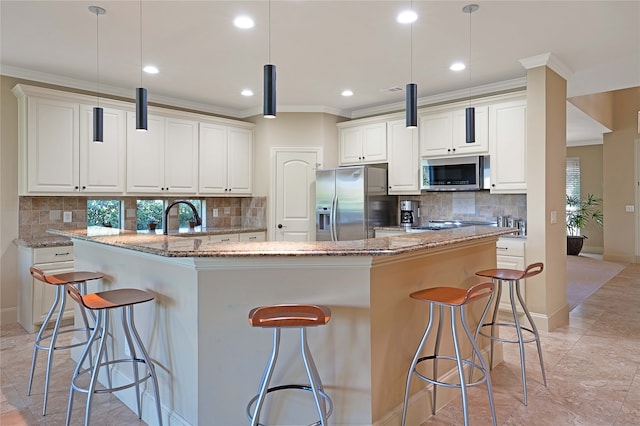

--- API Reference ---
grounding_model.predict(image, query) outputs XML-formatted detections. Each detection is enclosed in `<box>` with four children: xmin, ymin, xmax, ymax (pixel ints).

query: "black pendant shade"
<box><xmin>93</xmin><ymin>107</ymin><xmax>104</xmax><ymax>142</ymax></box>
<box><xmin>465</xmin><ymin>106</ymin><xmax>475</xmax><ymax>143</ymax></box>
<box><xmin>263</xmin><ymin>64</ymin><xmax>276</xmax><ymax>118</ymax></box>
<box><xmin>406</xmin><ymin>83</ymin><xmax>417</xmax><ymax>128</ymax></box>
<box><xmin>136</xmin><ymin>87</ymin><xmax>148</xmax><ymax>130</ymax></box>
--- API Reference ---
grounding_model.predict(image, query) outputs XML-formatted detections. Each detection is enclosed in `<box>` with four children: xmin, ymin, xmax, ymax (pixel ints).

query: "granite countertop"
<box><xmin>15</xmin><ymin>226</ymin><xmax>266</xmax><ymax>249</ymax></box>
<box><xmin>48</xmin><ymin>226</ymin><xmax>515</xmax><ymax>258</ymax></box>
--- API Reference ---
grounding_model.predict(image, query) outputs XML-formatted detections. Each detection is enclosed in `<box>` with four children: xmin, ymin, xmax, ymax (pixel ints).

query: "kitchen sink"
<box><xmin>408</xmin><ymin>220</ymin><xmax>497</xmax><ymax>232</ymax></box>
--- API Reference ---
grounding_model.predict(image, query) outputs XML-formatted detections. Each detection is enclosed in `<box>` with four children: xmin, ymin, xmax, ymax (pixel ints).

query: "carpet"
<box><xmin>566</xmin><ymin>254</ymin><xmax>627</xmax><ymax>311</ymax></box>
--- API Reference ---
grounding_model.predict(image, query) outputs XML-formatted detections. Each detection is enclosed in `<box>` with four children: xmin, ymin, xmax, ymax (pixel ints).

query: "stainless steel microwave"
<box><xmin>420</xmin><ymin>155</ymin><xmax>490</xmax><ymax>191</ymax></box>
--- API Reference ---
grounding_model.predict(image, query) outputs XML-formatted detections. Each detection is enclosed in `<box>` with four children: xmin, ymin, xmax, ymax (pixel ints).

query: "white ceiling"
<box><xmin>1</xmin><ymin>1</ymin><xmax>638</xmax><ymax>143</ymax></box>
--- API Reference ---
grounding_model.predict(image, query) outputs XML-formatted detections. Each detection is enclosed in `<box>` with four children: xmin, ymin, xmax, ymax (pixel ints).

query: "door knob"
<box><xmin>277</xmin><ymin>224</ymin><xmax>285</xmax><ymax>229</ymax></box>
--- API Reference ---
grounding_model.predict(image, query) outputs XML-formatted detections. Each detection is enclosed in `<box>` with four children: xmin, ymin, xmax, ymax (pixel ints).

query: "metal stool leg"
<box><xmin>450</xmin><ymin>306</ymin><xmax>470</xmax><ymax>425</ymax></box>
<box><xmin>250</xmin><ymin>328</ymin><xmax>280</xmax><ymax>426</ymax></box>
<box><xmin>127</xmin><ymin>305</ymin><xmax>163</xmax><ymax>426</ymax></box>
<box><xmin>432</xmin><ymin>305</ymin><xmax>444</xmax><ymax>415</ymax></box>
<box><xmin>515</xmin><ymin>280</ymin><xmax>547</xmax><ymax>388</ymax></box>
<box><xmin>402</xmin><ymin>303</ymin><xmax>436</xmax><ymax>426</ymax></box>
<box><xmin>84</xmin><ymin>310</ymin><xmax>109</xmax><ymax>426</ymax></box>
<box><xmin>300</xmin><ymin>328</ymin><xmax>327</xmax><ymax>426</ymax></box>
<box><xmin>508</xmin><ymin>280</ymin><xmax>529</xmax><ymax>405</ymax></box>
<box><xmin>42</xmin><ymin>286</ymin><xmax>67</xmax><ymax>415</ymax></box>
<box><xmin>121</xmin><ymin>307</ymin><xmax>141</xmax><ymax>418</ymax></box>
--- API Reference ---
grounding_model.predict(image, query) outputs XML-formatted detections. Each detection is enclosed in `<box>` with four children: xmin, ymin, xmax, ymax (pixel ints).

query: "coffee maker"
<box><xmin>400</xmin><ymin>200</ymin><xmax>419</xmax><ymax>228</ymax></box>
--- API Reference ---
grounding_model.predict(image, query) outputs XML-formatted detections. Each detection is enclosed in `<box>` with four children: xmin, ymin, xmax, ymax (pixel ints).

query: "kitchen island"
<box><xmin>51</xmin><ymin>226</ymin><xmax>513</xmax><ymax>426</ymax></box>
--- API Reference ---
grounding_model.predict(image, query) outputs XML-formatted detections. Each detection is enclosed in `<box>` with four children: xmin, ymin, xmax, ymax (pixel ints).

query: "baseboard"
<box><xmin>530</xmin><ymin>303</ymin><xmax>570</xmax><ymax>332</ymax></box>
<box><xmin>603</xmin><ymin>254</ymin><xmax>636</xmax><ymax>263</ymax></box>
<box><xmin>0</xmin><ymin>307</ymin><xmax>17</xmax><ymax>326</ymax></box>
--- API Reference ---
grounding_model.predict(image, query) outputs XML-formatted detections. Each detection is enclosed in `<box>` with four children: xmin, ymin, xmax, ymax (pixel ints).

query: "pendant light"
<box><xmin>136</xmin><ymin>0</ymin><xmax>148</xmax><ymax>131</ymax></box>
<box><xmin>263</xmin><ymin>0</ymin><xmax>276</xmax><ymax>118</ymax></box>
<box><xmin>405</xmin><ymin>3</ymin><xmax>417</xmax><ymax>128</ymax></box>
<box><xmin>89</xmin><ymin>6</ymin><xmax>106</xmax><ymax>142</ymax></box>
<box><xmin>463</xmin><ymin>4</ymin><xmax>478</xmax><ymax>143</ymax></box>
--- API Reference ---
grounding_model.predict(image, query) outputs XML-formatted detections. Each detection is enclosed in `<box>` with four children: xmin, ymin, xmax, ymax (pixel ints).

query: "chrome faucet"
<box><xmin>163</xmin><ymin>200</ymin><xmax>202</xmax><ymax>235</ymax></box>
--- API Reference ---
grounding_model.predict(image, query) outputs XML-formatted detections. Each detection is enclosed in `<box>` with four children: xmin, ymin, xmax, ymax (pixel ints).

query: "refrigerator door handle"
<box><xmin>330</xmin><ymin>194</ymin><xmax>338</xmax><ymax>241</ymax></box>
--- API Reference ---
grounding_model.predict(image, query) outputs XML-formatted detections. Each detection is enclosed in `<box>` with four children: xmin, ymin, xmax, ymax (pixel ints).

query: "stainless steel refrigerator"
<box><xmin>316</xmin><ymin>165</ymin><xmax>397</xmax><ymax>241</ymax></box>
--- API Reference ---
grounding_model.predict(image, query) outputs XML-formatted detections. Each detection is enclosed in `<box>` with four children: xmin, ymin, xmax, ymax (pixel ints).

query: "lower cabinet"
<box><xmin>206</xmin><ymin>231</ymin><xmax>266</xmax><ymax>243</ymax></box>
<box><xmin>495</xmin><ymin>237</ymin><xmax>526</xmax><ymax>312</ymax></box>
<box><xmin>17</xmin><ymin>246</ymin><xmax>75</xmax><ymax>333</ymax></box>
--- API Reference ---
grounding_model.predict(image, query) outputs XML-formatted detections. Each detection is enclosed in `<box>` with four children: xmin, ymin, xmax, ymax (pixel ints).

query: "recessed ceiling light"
<box><xmin>341</xmin><ymin>90</ymin><xmax>354</xmax><ymax>97</ymax></box>
<box><xmin>143</xmin><ymin>65</ymin><xmax>159</xmax><ymax>74</ymax></box>
<box><xmin>234</xmin><ymin>15</ymin><xmax>254</xmax><ymax>29</ymax></box>
<box><xmin>450</xmin><ymin>62</ymin><xmax>466</xmax><ymax>71</ymax></box>
<box><xmin>241</xmin><ymin>89</ymin><xmax>254</xmax><ymax>97</ymax></box>
<box><xmin>397</xmin><ymin>10</ymin><xmax>417</xmax><ymax>24</ymax></box>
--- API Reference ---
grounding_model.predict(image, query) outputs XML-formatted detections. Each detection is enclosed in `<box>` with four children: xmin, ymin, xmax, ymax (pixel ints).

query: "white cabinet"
<box><xmin>387</xmin><ymin>119</ymin><xmax>420</xmax><ymax>194</ymax></box>
<box><xmin>496</xmin><ymin>237</ymin><xmax>526</xmax><ymax>312</ymax></box>
<box><xmin>338</xmin><ymin>122</ymin><xmax>387</xmax><ymax>165</ymax></box>
<box><xmin>17</xmin><ymin>246</ymin><xmax>75</xmax><ymax>333</ymax></box>
<box><xmin>489</xmin><ymin>99</ymin><xmax>527</xmax><ymax>193</ymax></box>
<box><xmin>239</xmin><ymin>231</ymin><xmax>266</xmax><ymax>242</ymax></box>
<box><xmin>80</xmin><ymin>105</ymin><xmax>126</xmax><ymax>193</ymax></box>
<box><xmin>198</xmin><ymin>123</ymin><xmax>253</xmax><ymax>195</ymax></box>
<box><xmin>126</xmin><ymin>113</ymin><xmax>198</xmax><ymax>193</ymax></box>
<box><xmin>205</xmin><ymin>231</ymin><xmax>265</xmax><ymax>243</ymax></box>
<box><xmin>419</xmin><ymin>105</ymin><xmax>488</xmax><ymax>157</ymax></box>
<box><xmin>14</xmin><ymin>88</ymin><xmax>126</xmax><ymax>195</ymax></box>
<box><xmin>374</xmin><ymin>229</ymin><xmax>407</xmax><ymax>238</ymax></box>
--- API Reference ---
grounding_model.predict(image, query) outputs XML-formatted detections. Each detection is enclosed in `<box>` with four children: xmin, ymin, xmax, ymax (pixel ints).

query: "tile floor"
<box><xmin>1</xmin><ymin>262</ymin><xmax>639</xmax><ymax>425</ymax></box>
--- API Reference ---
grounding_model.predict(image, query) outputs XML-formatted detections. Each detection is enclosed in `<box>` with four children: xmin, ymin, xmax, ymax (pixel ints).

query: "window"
<box><xmin>87</xmin><ymin>200</ymin><xmax>122</xmax><ymax>228</ymax></box>
<box><xmin>136</xmin><ymin>200</ymin><xmax>164</xmax><ymax>230</ymax></box>
<box><xmin>566</xmin><ymin>157</ymin><xmax>581</xmax><ymax>200</ymax></box>
<box><xmin>173</xmin><ymin>199</ymin><xmax>203</xmax><ymax>228</ymax></box>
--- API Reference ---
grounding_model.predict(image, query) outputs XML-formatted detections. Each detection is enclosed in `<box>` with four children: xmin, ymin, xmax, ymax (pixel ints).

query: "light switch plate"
<box><xmin>626</xmin><ymin>205</ymin><xmax>635</xmax><ymax>213</ymax></box>
<box><xmin>213</xmin><ymin>208</ymin><xmax>219</xmax><ymax>217</ymax></box>
<box><xmin>550</xmin><ymin>210</ymin><xmax>557</xmax><ymax>224</ymax></box>
<box><xmin>63</xmin><ymin>211</ymin><xmax>72</xmax><ymax>222</ymax></box>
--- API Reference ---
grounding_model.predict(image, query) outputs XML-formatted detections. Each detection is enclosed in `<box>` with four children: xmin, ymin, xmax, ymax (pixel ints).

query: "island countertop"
<box><xmin>49</xmin><ymin>225</ymin><xmax>514</xmax><ymax>257</ymax></box>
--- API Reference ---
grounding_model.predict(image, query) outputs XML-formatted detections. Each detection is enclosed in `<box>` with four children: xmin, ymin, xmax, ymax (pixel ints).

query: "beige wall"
<box><xmin>602</xmin><ymin>87</ymin><xmax>640</xmax><ymax>263</ymax></box>
<box><xmin>569</xmin><ymin>92</ymin><xmax>615</xmax><ymax>130</ymax></box>
<box><xmin>566</xmin><ymin>144</ymin><xmax>604</xmax><ymax>252</ymax></box>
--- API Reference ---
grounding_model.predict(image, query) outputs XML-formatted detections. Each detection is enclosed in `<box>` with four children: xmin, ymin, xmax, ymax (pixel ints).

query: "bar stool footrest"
<box><xmin>246</xmin><ymin>384</ymin><xmax>333</xmax><ymax>426</ymax></box>
<box><xmin>478</xmin><ymin>322</ymin><xmax>539</xmax><ymax>344</ymax></box>
<box><xmin>414</xmin><ymin>355</ymin><xmax>489</xmax><ymax>389</ymax></box>
<box><xmin>71</xmin><ymin>358</ymin><xmax>152</xmax><ymax>395</ymax></box>
<box><xmin>34</xmin><ymin>326</ymin><xmax>95</xmax><ymax>351</ymax></box>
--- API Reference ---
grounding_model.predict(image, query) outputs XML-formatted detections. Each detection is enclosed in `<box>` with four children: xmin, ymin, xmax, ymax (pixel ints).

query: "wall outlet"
<box><xmin>63</xmin><ymin>211</ymin><xmax>72</xmax><ymax>223</ymax></box>
<box><xmin>213</xmin><ymin>208</ymin><xmax>219</xmax><ymax>217</ymax></box>
<box><xmin>224</xmin><ymin>207</ymin><xmax>231</xmax><ymax>215</ymax></box>
<box><xmin>626</xmin><ymin>205</ymin><xmax>635</xmax><ymax>213</ymax></box>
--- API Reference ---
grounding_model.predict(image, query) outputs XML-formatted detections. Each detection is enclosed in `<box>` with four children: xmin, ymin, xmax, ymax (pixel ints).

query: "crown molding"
<box><xmin>351</xmin><ymin>77</ymin><xmax>527</xmax><ymax>119</ymax></box>
<box><xmin>519</xmin><ymin>52</ymin><xmax>573</xmax><ymax>81</ymax></box>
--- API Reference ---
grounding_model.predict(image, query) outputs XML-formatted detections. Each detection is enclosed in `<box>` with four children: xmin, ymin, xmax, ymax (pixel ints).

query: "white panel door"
<box><xmin>275</xmin><ymin>150</ymin><xmax>318</xmax><ymax>241</ymax></box>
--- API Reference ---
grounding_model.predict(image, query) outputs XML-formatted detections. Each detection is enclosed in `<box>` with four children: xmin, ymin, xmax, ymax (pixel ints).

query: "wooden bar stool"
<box><xmin>246</xmin><ymin>304</ymin><xmax>333</xmax><ymax>426</ymax></box>
<box><xmin>65</xmin><ymin>285</ymin><xmax>162</xmax><ymax>426</ymax></box>
<box><xmin>402</xmin><ymin>282</ymin><xmax>497</xmax><ymax>426</ymax></box>
<box><xmin>475</xmin><ymin>262</ymin><xmax>547</xmax><ymax>405</ymax></box>
<box><xmin>27</xmin><ymin>266</ymin><xmax>104</xmax><ymax>416</ymax></box>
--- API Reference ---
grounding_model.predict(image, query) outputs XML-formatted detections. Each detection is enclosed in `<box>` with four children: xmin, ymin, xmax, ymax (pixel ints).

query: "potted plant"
<box><xmin>566</xmin><ymin>194</ymin><xmax>603</xmax><ymax>255</ymax></box>
<box><xmin>147</xmin><ymin>217</ymin><xmax>158</xmax><ymax>231</ymax></box>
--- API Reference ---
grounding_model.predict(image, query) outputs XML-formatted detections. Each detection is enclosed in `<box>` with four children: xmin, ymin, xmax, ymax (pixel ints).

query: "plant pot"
<box><xmin>148</xmin><ymin>222</ymin><xmax>157</xmax><ymax>231</ymax></box>
<box><xmin>567</xmin><ymin>235</ymin><xmax>585</xmax><ymax>256</ymax></box>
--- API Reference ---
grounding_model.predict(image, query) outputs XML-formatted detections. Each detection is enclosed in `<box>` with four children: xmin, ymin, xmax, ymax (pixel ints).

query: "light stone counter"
<box><xmin>52</xmin><ymin>226</ymin><xmax>512</xmax><ymax>426</ymax></box>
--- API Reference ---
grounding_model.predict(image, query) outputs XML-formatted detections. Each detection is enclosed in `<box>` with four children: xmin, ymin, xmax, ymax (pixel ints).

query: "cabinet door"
<box><xmin>419</xmin><ymin>111</ymin><xmax>452</xmax><ymax>157</ymax></box>
<box><xmin>80</xmin><ymin>105</ymin><xmax>126</xmax><ymax>193</ymax></box>
<box><xmin>489</xmin><ymin>100</ymin><xmax>527</xmax><ymax>193</ymax></box>
<box><xmin>238</xmin><ymin>231</ymin><xmax>266</xmax><ymax>242</ymax></box>
<box><xmin>452</xmin><ymin>105</ymin><xmax>489</xmax><ymax>155</ymax></box>
<box><xmin>208</xmin><ymin>233</ymin><xmax>239</xmax><ymax>244</ymax></box>
<box><xmin>164</xmin><ymin>117</ymin><xmax>198</xmax><ymax>193</ymax></box>
<box><xmin>27</xmin><ymin>97</ymin><xmax>79</xmax><ymax>192</ymax></box>
<box><xmin>387</xmin><ymin>119</ymin><xmax>420</xmax><ymax>194</ymax></box>
<box><xmin>126</xmin><ymin>112</ymin><xmax>165</xmax><ymax>193</ymax></box>
<box><xmin>227</xmin><ymin>127</ymin><xmax>253</xmax><ymax>194</ymax></box>
<box><xmin>361</xmin><ymin>122</ymin><xmax>387</xmax><ymax>163</ymax></box>
<box><xmin>339</xmin><ymin>127</ymin><xmax>364</xmax><ymax>165</ymax></box>
<box><xmin>199</xmin><ymin>123</ymin><xmax>228</xmax><ymax>194</ymax></box>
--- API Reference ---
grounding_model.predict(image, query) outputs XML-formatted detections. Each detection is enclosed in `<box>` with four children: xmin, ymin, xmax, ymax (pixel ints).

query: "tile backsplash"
<box><xmin>18</xmin><ymin>196</ymin><xmax>266</xmax><ymax>240</ymax></box>
<box><xmin>406</xmin><ymin>192</ymin><xmax>527</xmax><ymax>227</ymax></box>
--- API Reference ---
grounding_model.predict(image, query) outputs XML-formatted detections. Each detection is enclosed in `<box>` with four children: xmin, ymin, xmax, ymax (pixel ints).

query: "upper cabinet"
<box><xmin>419</xmin><ymin>105</ymin><xmax>488</xmax><ymax>157</ymax></box>
<box><xmin>387</xmin><ymin>119</ymin><xmax>420</xmax><ymax>195</ymax></box>
<box><xmin>489</xmin><ymin>98</ymin><xmax>527</xmax><ymax>193</ymax></box>
<box><xmin>338</xmin><ymin>122</ymin><xmax>387</xmax><ymax>165</ymax></box>
<box><xmin>13</xmin><ymin>84</ymin><xmax>254</xmax><ymax>196</ymax></box>
<box><xmin>199</xmin><ymin>123</ymin><xmax>253</xmax><ymax>195</ymax></box>
<box><xmin>126</xmin><ymin>113</ymin><xmax>198</xmax><ymax>194</ymax></box>
<box><xmin>13</xmin><ymin>85</ymin><xmax>127</xmax><ymax>195</ymax></box>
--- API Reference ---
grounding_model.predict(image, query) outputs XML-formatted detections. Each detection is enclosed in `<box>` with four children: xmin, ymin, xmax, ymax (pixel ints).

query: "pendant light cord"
<box><xmin>410</xmin><ymin>0</ymin><xmax>413</xmax><ymax>83</ymax></box>
<box><xmin>268</xmin><ymin>0</ymin><xmax>271</xmax><ymax>63</ymax></box>
<box><xmin>96</xmin><ymin>9</ymin><xmax>100</xmax><ymax>107</ymax></box>
<box><xmin>140</xmin><ymin>0</ymin><xmax>143</xmax><ymax>87</ymax></box>
<box><xmin>468</xmin><ymin>5</ymin><xmax>472</xmax><ymax>106</ymax></box>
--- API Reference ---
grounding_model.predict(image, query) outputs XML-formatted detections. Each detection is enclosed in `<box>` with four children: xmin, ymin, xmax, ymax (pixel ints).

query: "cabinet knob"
<box><xmin>82</xmin><ymin>186</ymin><xmax>86</xmax><ymax>190</ymax></box>
<box><xmin>277</xmin><ymin>224</ymin><xmax>284</xmax><ymax>229</ymax></box>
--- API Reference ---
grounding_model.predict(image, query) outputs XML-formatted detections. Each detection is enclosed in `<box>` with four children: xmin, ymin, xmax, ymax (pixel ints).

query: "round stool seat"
<box><xmin>410</xmin><ymin>282</ymin><xmax>493</xmax><ymax>306</ymax></box>
<box><xmin>248</xmin><ymin>304</ymin><xmax>331</xmax><ymax>328</ymax></box>
<box><xmin>27</xmin><ymin>266</ymin><xmax>104</xmax><ymax>416</ymax></box>
<box><xmin>247</xmin><ymin>304</ymin><xmax>333</xmax><ymax>426</ymax></box>
<box><xmin>75</xmin><ymin>288</ymin><xmax>154</xmax><ymax>310</ymax></box>
<box><xmin>474</xmin><ymin>262</ymin><xmax>546</xmax><ymax>406</ymax></box>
